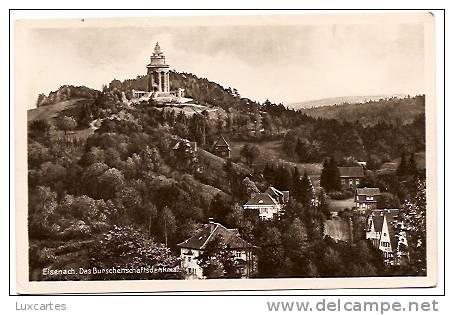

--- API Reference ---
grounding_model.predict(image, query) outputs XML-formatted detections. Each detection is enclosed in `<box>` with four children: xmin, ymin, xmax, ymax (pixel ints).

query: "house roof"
<box><xmin>265</xmin><ymin>186</ymin><xmax>290</xmax><ymax>203</ymax></box>
<box><xmin>177</xmin><ymin>222</ymin><xmax>252</xmax><ymax>250</ymax></box>
<box><xmin>172</xmin><ymin>139</ymin><xmax>197</xmax><ymax>152</ymax></box>
<box><xmin>369</xmin><ymin>209</ymin><xmax>400</xmax><ymax>250</ymax></box>
<box><xmin>338</xmin><ymin>167</ymin><xmax>365</xmax><ymax>178</ymax></box>
<box><xmin>243</xmin><ymin>193</ymin><xmax>279</xmax><ymax>207</ymax></box>
<box><xmin>213</xmin><ymin>135</ymin><xmax>230</xmax><ymax>149</ymax></box>
<box><xmin>356</xmin><ymin>187</ymin><xmax>381</xmax><ymax>195</ymax></box>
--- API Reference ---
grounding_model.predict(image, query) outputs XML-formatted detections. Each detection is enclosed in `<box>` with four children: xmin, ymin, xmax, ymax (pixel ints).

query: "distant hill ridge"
<box><xmin>287</xmin><ymin>94</ymin><xmax>408</xmax><ymax>110</ymax></box>
<box><xmin>296</xmin><ymin>94</ymin><xmax>425</xmax><ymax>126</ymax></box>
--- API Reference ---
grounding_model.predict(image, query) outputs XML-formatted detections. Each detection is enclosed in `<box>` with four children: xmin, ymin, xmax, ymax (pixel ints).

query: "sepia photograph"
<box><xmin>15</xmin><ymin>12</ymin><xmax>437</xmax><ymax>292</ymax></box>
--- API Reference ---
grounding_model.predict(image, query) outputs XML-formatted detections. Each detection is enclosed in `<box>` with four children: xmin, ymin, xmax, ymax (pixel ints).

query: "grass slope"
<box><xmin>27</xmin><ymin>98</ymin><xmax>90</xmax><ymax>122</ymax></box>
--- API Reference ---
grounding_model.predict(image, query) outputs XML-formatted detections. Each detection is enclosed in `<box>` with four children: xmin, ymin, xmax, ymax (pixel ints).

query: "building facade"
<box><xmin>355</xmin><ymin>187</ymin><xmax>381</xmax><ymax>211</ymax></box>
<box><xmin>212</xmin><ymin>135</ymin><xmax>231</xmax><ymax>158</ymax></box>
<box><xmin>243</xmin><ymin>186</ymin><xmax>289</xmax><ymax>220</ymax></box>
<box><xmin>338</xmin><ymin>166</ymin><xmax>365</xmax><ymax>190</ymax></box>
<box><xmin>177</xmin><ymin>219</ymin><xmax>255</xmax><ymax>279</ymax></box>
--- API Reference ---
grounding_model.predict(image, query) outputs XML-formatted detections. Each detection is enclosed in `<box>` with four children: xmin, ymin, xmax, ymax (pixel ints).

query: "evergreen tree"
<box><xmin>396</xmin><ymin>152</ymin><xmax>408</xmax><ymax>176</ymax></box>
<box><xmin>257</xmin><ymin>227</ymin><xmax>285</xmax><ymax>277</ymax></box>
<box><xmin>292</xmin><ymin>166</ymin><xmax>302</xmax><ymax>201</ymax></box>
<box><xmin>408</xmin><ymin>153</ymin><xmax>418</xmax><ymax>175</ymax></box>
<box><xmin>320</xmin><ymin>157</ymin><xmax>341</xmax><ymax>192</ymax></box>
<box><xmin>317</xmin><ymin>188</ymin><xmax>331</xmax><ymax>219</ymax></box>
<box><xmin>299</xmin><ymin>171</ymin><xmax>313</xmax><ymax>207</ymax></box>
<box><xmin>320</xmin><ymin>159</ymin><xmax>330</xmax><ymax>192</ymax></box>
<box><xmin>330</xmin><ymin>158</ymin><xmax>341</xmax><ymax>191</ymax></box>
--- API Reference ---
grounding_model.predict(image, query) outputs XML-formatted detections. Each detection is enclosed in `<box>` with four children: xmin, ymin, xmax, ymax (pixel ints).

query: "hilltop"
<box><xmin>108</xmin><ymin>71</ymin><xmax>260</xmax><ymax>112</ymax></box>
<box><xmin>36</xmin><ymin>85</ymin><xmax>99</xmax><ymax>107</ymax></box>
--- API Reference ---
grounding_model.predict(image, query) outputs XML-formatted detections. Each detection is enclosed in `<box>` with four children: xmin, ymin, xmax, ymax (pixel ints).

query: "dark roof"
<box><xmin>213</xmin><ymin>135</ymin><xmax>230</xmax><ymax>149</ymax></box>
<box><xmin>338</xmin><ymin>167</ymin><xmax>365</xmax><ymax>178</ymax></box>
<box><xmin>243</xmin><ymin>193</ymin><xmax>279</xmax><ymax>207</ymax></box>
<box><xmin>177</xmin><ymin>222</ymin><xmax>252</xmax><ymax>250</ymax></box>
<box><xmin>356</xmin><ymin>187</ymin><xmax>381</xmax><ymax>195</ymax></box>
<box><xmin>172</xmin><ymin>139</ymin><xmax>197</xmax><ymax>152</ymax></box>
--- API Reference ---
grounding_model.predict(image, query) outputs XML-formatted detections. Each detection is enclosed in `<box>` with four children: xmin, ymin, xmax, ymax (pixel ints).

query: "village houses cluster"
<box><xmin>134</xmin><ymin>43</ymin><xmax>408</xmax><ymax>279</ymax></box>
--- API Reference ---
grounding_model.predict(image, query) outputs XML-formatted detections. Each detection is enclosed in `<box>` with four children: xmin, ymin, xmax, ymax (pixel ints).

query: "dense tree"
<box><xmin>56</xmin><ymin>115</ymin><xmax>77</xmax><ymax>135</ymax></box>
<box><xmin>376</xmin><ymin>192</ymin><xmax>401</xmax><ymax>209</ymax></box>
<box><xmin>408</xmin><ymin>153</ymin><xmax>418</xmax><ymax>175</ymax></box>
<box><xmin>320</xmin><ymin>157</ymin><xmax>341</xmax><ymax>192</ymax></box>
<box><xmin>89</xmin><ymin>225</ymin><xmax>180</xmax><ymax>280</ymax></box>
<box><xmin>240</xmin><ymin>144</ymin><xmax>261</xmax><ymax>167</ymax></box>
<box><xmin>292</xmin><ymin>168</ymin><xmax>313</xmax><ymax>207</ymax></box>
<box><xmin>197</xmin><ymin>235</ymin><xmax>238</xmax><ymax>278</ymax></box>
<box><xmin>396</xmin><ymin>152</ymin><xmax>408</xmax><ymax>176</ymax></box>
<box><xmin>395</xmin><ymin>180</ymin><xmax>426</xmax><ymax>275</ymax></box>
<box><xmin>242</xmin><ymin>177</ymin><xmax>260</xmax><ymax>199</ymax></box>
<box><xmin>29</xmin><ymin>119</ymin><xmax>51</xmax><ymax>138</ymax></box>
<box><xmin>257</xmin><ymin>227</ymin><xmax>285</xmax><ymax>277</ymax></box>
<box><xmin>28</xmin><ymin>186</ymin><xmax>58</xmax><ymax>238</ymax></box>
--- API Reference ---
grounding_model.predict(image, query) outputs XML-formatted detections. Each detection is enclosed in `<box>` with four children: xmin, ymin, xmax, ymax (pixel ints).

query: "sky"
<box><xmin>21</xmin><ymin>20</ymin><xmax>425</xmax><ymax>109</ymax></box>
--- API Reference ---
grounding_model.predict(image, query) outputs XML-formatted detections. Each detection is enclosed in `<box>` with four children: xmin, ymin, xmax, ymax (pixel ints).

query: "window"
<box><xmin>349</xmin><ymin>179</ymin><xmax>353</xmax><ymax>186</ymax></box>
<box><xmin>356</xmin><ymin>179</ymin><xmax>360</xmax><ymax>185</ymax></box>
<box><xmin>381</xmin><ymin>241</ymin><xmax>390</xmax><ymax>247</ymax></box>
<box><xmin>384</xmin><ymin>252</ymin><xmax>393</xmax><ymax>259</ymax></box>
<box><xmin>236</xmin><ymin>251</ymin><xmax>242</xmax><ymax>258</ymax></box>
<box><xmin>187</xmin><ymin>268</ymin><xmax>192</xmax><ymax>274</ymax></box>
<box><xmin>341</xmin><ymin>179</ymin><xmax>346</xmax><ymax>184</ymax></box>
<box><xmin>188</xmin><ymin>257</ymin><xmax>192</xmax><ymax>262</ymax></box>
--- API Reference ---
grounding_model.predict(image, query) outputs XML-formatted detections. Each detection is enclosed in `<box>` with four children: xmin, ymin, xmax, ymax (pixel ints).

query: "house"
<box><xmin>243</xmin><ymin>193</ymin><xmax>282</xmax><ymax>220</ymax></box>
<box><xmin>365</xmin><ymin>209</ymin><xmax>408</xmax><ymax>265</ymax></box>
<box><xmin>172</xmin><ymin>138</ymin><xmax>198</xmax><ymax>153</ymax></box>
<box><xmin>355</xmin><ymin>187</ymin><xmax>381</xmax><ymax>212</ymax></box>
<box><xmin>212</xmin><ymin>135</ymin><xmax>231</xmax><ymax>158</ymax></box>
<box><xmin>243</xmin><ymin>186</ymin><xmax>289</xmax><ymax>220</ymax></box>
<box><xmin>338</xmin><ymin>166</ymin><xmax>364</xmax><ymax>190</ymax></box>
<box><xmin>177</xmin><ymin>219</ymin><xmax>255</xmax><ymax>279</ymax></box>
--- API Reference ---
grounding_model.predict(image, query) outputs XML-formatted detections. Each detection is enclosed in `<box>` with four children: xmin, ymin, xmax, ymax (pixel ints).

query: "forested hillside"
<box><xmin>288</xmin><ymin>94</ymin><xmax>407</xmax><ymax>110</ymax></box>
<box><xmin>27</xmin><ymin>73</ymin><xmax>426</xmax><ymax>280</ymax></box>
<box><xmin>299</xmin><ymin>95</ymin><xmax>425</xmax><ymax>126</ymax></box>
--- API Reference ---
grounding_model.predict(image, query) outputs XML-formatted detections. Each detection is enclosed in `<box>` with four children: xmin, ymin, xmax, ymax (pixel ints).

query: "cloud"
<box><xmin>22</xmin><ymin>21</ymin><xmax>425</xmax><ymax>108</ymax></box>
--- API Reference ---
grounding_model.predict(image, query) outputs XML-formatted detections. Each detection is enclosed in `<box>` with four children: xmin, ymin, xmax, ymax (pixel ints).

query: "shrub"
<box><xmin>328</xmin><ymin>190</ymin><xmax>354</xmax><ymax>200</ymax></box>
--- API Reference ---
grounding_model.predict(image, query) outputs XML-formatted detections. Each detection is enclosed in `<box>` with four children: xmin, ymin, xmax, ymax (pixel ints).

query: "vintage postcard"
<box><xmin>15</xmin><ymin>12</ymin><xmax>437</xmax><ymax>293</ymax></box>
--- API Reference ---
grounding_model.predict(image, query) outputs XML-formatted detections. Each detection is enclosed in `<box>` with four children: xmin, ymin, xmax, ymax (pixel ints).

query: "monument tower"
<box><xmin>147</xmin><ymin>42</ymin><xmax>170</xmax><ymax>93</ymax></box>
